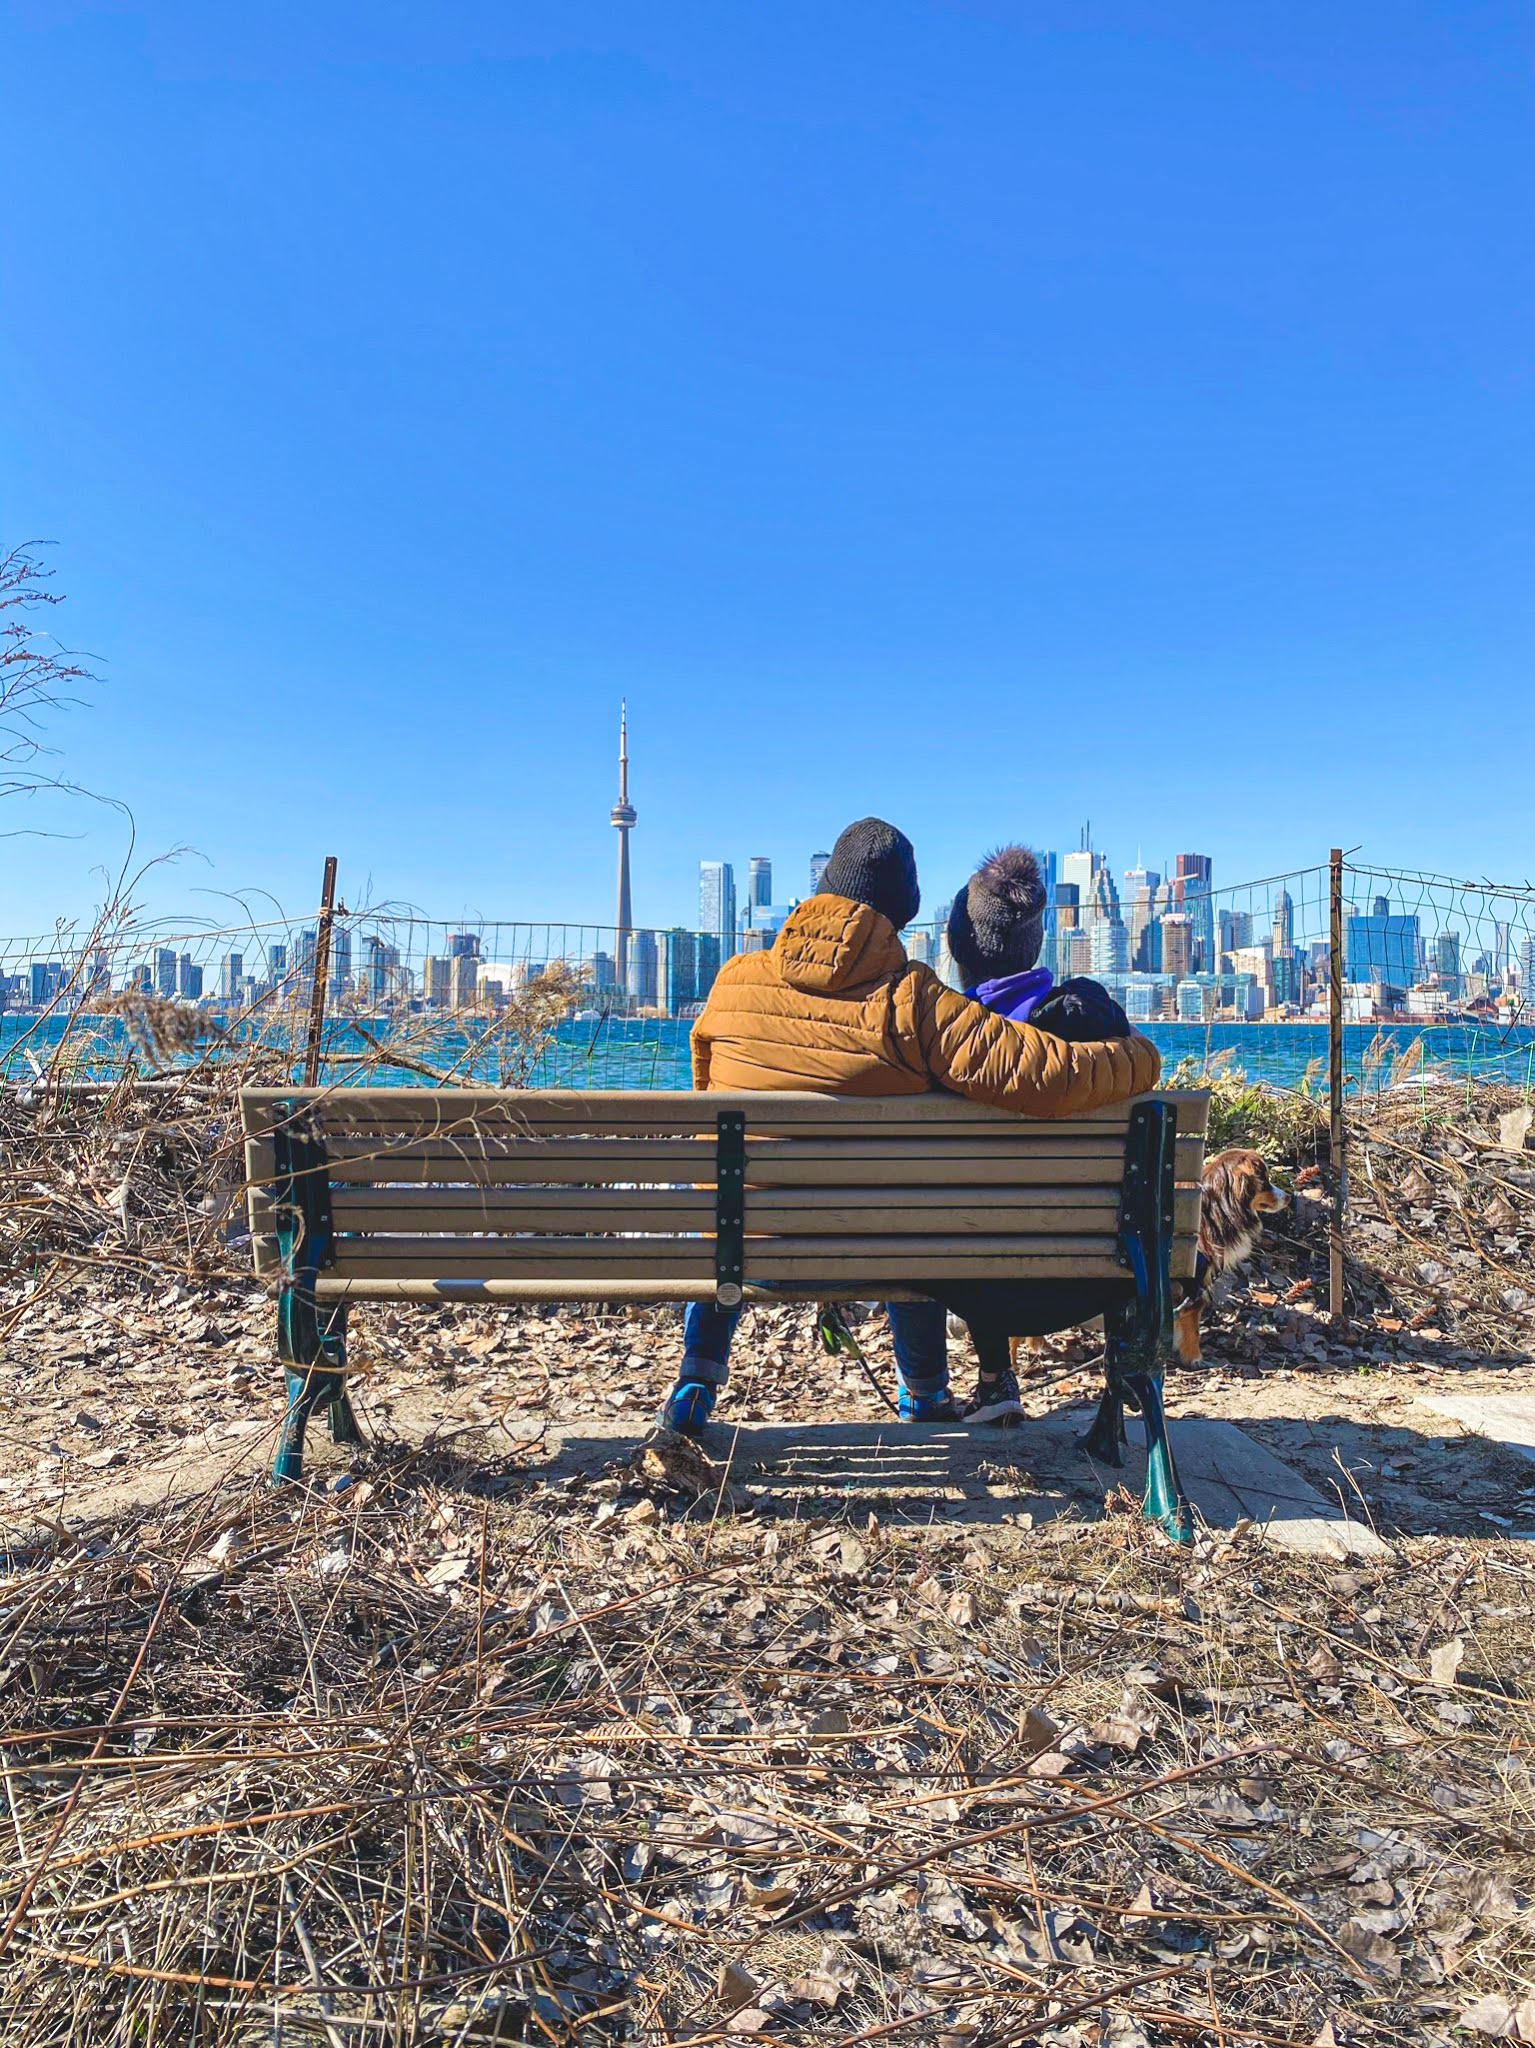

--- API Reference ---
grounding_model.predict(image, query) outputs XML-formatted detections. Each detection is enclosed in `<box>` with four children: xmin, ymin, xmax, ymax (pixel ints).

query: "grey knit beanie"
<box><xmin>946</xmin><ymin>846</ymin><xmax>1048</xmax><ymax>986</ymax></box>
<box><xmin>819</xmin><ymin>818</ymin><xmax>920</xmax><ymax>932</ymax></box>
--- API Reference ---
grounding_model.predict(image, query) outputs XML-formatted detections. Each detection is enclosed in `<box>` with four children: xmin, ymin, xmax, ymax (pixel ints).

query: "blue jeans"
<box><xmin>680</xmin><ymin>1298</ymin><xmax>949</xmax><ymax>1396</ymax></box>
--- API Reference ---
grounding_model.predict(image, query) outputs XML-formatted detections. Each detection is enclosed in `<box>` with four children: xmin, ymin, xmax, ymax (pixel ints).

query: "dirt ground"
<box><xmin>4</xmin><ymin>1253</ymin><xmax>1534</xmax><ymax>1546</ymax></box>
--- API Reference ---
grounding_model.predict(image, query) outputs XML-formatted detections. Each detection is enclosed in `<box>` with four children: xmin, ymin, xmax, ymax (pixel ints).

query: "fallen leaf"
<box><xmin>1018</xmin><ymin>1706</ymin><xmax>1060</xmax><ymax>1754</ymax></box>
<box><xmin>1461</xmin><ymin>1992</ymin><xmax>1514</xmax><ymax>2039</ymax></box>
<box><xmin>1427</xmin><ymin>1638</ymin><xmax>1465</xmax><ymax>1687</ymax></box>
<box><xmin>1499</xmin><ymin>1108</ymin><xmax>1533</xmax><ymax>1154</ymax></box>
<box><xmin>718</xmin><ymin>1962</ymin><xmax>760</xmax><ymax>2013</ymax></box>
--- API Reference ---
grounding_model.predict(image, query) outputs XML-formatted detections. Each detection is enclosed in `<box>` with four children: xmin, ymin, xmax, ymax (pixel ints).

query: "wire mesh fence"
<box><xmin>4</xmin><ymin>860</ymin><xmax>1535</xmax><ymax>1096</ymax></box>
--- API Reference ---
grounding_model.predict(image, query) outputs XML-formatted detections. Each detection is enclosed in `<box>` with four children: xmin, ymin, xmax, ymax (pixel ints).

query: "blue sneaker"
<box><xmin>898</xmin><ymin>1386</ymin><xmax>961</xmax><ymax>1423</ymax></box>
<box><xmin>659</xmin><ymin>1380</ymin><xmax>717</xmax><ymax>1436</ymax></box>
<box><xmin>962</xmin><ymin>1368</ymin><xmax>1024</xmax><ymax>1427</ymax></box>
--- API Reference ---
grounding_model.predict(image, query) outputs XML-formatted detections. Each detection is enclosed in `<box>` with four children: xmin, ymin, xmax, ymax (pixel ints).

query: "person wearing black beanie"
<box><xmin>818</xmin><ymin>818</ymin><xmax>921</xmax><ymax>934</ymax></box>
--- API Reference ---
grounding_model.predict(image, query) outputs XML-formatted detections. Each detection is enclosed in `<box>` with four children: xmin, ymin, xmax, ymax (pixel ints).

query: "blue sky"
<box><xmin>2</xmin><ymin>0</ymin><xmax>1531</xmax><ymax>935</ymax></box>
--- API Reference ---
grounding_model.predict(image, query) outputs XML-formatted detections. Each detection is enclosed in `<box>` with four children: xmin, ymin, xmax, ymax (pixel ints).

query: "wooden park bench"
<box><xmin>240</xmin><ymin>1086</ymin><xmax>1210</xmax><ymax>1539</ymax></box>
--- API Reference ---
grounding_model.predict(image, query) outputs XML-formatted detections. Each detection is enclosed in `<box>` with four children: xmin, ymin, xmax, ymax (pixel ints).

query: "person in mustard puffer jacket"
<box><xmin>659</xmin><ymin>818</ymin><xmax>1161</xmax><ymax>1435</ymax></box>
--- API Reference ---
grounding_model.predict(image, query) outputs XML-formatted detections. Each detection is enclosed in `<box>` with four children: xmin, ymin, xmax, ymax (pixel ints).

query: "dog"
<box><xmin>1173</xmin><ymin>1147</ymin><xmax>1289</xmax><ymax>1363</ymax></box>
<box><xmin>997</xmin><ymin>1146</ymin><xmax>1289</xmax><ymax>1375</ymax></box>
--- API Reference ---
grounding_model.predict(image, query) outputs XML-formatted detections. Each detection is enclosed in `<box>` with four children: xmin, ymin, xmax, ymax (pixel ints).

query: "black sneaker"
<box><xmin>963</xmin><ymin>1369</ymin><xmax>1024</xmax><ymax>1426</ymax></box>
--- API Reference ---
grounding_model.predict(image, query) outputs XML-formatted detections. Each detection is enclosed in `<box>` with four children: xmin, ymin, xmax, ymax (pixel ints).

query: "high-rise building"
<box><xmin>809</xmin><ymin>851</ymin><xmax>831</xmax><ymax>894</ymax></box>
<box><xmin>219</xmin><ymin>953</ymin><xmax>244</xmax><ymax>1002</ymax></box>
<box><xmin>1174</xmin><ymin>855</ymin><xmax>1214</xmax><ymax>973</ymax></box>
<box><xmin>421</xmin><ymin>955</ymin><xmax>452</xmax><ymax>1007</ymax></box>
<box><xmin>665</xmin><ymin>928</ymin><xmax>699</xmax><ymax>1014</ymax></box>
<box><xmin>328</xmin><ymin>924</ymin><xmax>352</xmax><ymax>1000</ymax></box>
<box><xmin>1124</xmin><ymin>867</ymin><xmax>1160</xmax><ymax>973</ymax></box>
<box><xmin>155</xmin><ymin>946</ymin><xmax>177</xmax><ymax>999</ymax></box>
<box><xmin>450</xmin><ymin>934</ymin><xmax>482</xmax><ymax>1008</ymax></box>
<box><xmin>1060</xmin><ymin>849</ymin><xmax>1099</xmax><ymax>914</ymax></box>
<box><xmin>1160</xmin><ymin>912</ymin><xmax>1193</xmax><ymax>981</ymax></box>
<box><xmin>626</xmin><ymin>929</ymin><xmax>658</xmax><ymax>1007</ymax></box>
<box><xmin>1086</xmin><ymin>865</ymin><xmax>1127</xmax><ymax>972</ymax></box>
<box><xmin>30</xmin><ymin>960</ymin><xmax>66</xmax><ymax>1006</ymax></box>
<box><xmin>1047</xmin><ymin>881</ymin><xmax>1081</xmax><ymax>978</ymax></box>
<box><xmin>1272</xmin><ymin>889</ymin><xmax>1294</xmax><ymax>954</ymax></box>
<box><xmin>268</xmin><ymin>942</ymin><xmax>288</xmax><ymax>987</ymax></box>
<box><xmin>610</xmin><ymin>702</ymin><xmax>637</xmax><ymax>987</ymax></box>
<box><xmin>1495</xmin><ymin>922</ymin><xmax>1513</xmax><ymax>983</ymax></box>
<box><xmin>1217</xmin><ymin>908</ymin><xmax>1253</xmax><ymax>961</ymax></box>
<box><xmin>364</xmin><ymin>935</ymin><xmax>400</xmax><ymax>1003</ymax></box>
<box><xmin>749</xmin><ymin>857</ymin><xmax>772</xmax><ymax>910</ymax></box>
<box><xmin>297</xmin><ymin>928</ymin><xmax>318</xmax><ymax>990</ymax></box>
<box><xmin>178</xmin><ymin>955</ymin><xmax>203</xmax><ymax>1000</ymax></box>
<box><xmin>1434</xmin><ymin>932</ymin><xmax>1461</xmax><ymax>994</ymax></box>
<box><xmin>1346</xmin><ymin>903</ymin><xmax>1421</xmax><ymax>991</ymax></box>
<box><xmin>700</xmin><ymin>862</ymin><xmax>736</xmax><ymax>961</ymax></box>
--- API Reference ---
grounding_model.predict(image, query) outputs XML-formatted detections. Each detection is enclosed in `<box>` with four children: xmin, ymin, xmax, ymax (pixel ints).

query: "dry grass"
<box><xmin>1</xmin><ymin>1436</ymin><xmax>1533</xmax><ymax>2046</ymax></box>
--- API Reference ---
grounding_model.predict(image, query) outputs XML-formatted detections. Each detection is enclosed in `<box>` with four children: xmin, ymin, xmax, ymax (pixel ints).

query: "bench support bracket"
<box><xmin>272</xmin><ymin>1104</ymin><xmax>359</xmax><ymax>1486</ymax></box>
<box><xmin>1085</xmin><ymin>1100</ymin><xmax>1193</xmax><ymax>1544</ymax></box>
<box><xmin>714</xmin><ymin>1111</ymin><xmax>746</xmax><ymax>1308</ymax></box>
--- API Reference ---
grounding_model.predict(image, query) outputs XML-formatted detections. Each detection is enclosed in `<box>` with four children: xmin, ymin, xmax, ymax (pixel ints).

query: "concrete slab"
<box><xmin>1415</xmin><ymin>1391</ymin><xmax>1535</xmax><ymax>1466</ymax></box>
<box><xmin>533</xmin><ymin>1407</ymin><xmax>1391</xmax><ymax>1558</ymax></box>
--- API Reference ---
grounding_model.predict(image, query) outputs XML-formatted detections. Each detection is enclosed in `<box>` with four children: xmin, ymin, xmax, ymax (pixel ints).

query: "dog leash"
<box><xmin>817</xmin><ymin>1304</ymin><xmax>904</xmax><ymax>1418</ymax></box>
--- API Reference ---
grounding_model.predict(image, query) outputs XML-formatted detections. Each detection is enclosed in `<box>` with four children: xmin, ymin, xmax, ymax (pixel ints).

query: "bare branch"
<box><xmin>0</xmin><ymin>543</ymin><xmax>96</xmax><ymax>796</ymax></box>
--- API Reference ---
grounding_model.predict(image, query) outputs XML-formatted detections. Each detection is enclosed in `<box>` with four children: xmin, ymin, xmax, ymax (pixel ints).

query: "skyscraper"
<box><xmin>155</xmin><ymin>946</ymin><xmax>177</xmax><ymax>999</ymax></box>
<box><xmin>1174</xmin><ymin>855</ymin><xmax>1214</xmax><ymax>973</ymax></box>
<box><xmin>700</xmin><ymin>861</ymin><xmax>736</xmax><ymax>961</ymax></box>
<box><xmin>1161</xmin><ymin>912</ymin><xmax>1193</xmax><ymax>981</ymax></box>
<box><xmin>809</xmin><ymin>851</ymin><xmax>831</xmax><ymax>894</ymax></box>
<box><xmin>328</xmin><ymin>923</ymin><xmax>353</xmax><ymax>1000</ymax></box>
<box><xmin>219</xmin><ymin>953</ymin><xmax>244</xmax><ymax>1002</ymax></box>
<box><xmin>1124</xmin><ymin>866</ymin><xmax>1160</xmax><ymax>973</ymax></box>
<box><xmin>610</xmin><ymin>702</ymin><xmax>637</xmax><ymax>987</ymax></box>
<box><xmin>665</xmin><ymin>927</ymin><xmax>699</xmax><ymax>1014</ymax></box>
<box><xmin>1087</xmin><ymin>865</ymin><xmax>1127</xmax><ymax>973</ymax></box>
<box><xmin>449</xmin><ymin>932</ymin><xmax>482</xmax><ymax>1008</ymax></box>
<box><xmin>749</xmin><ymin>857</ymin><xmax>772</xmax><ymax>910</ymax></box>
<box><xmin>626</xmin><ymin>929</ymin><xmax>658</xmax><ymax>1008</ymax></box>
<box><xmin>1272</xmin><ymin>889</ymin><xmax>1293</xmax><ymax>954</ymax></box>
<box><xmin>178</xmin><ymin>954</ymin><xmax>203</xmax><ymax>1000</ymax></box>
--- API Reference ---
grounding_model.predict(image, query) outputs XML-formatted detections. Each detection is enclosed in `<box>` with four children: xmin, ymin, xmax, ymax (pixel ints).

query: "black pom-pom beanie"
<box><xmin>946</xmin><ymin>846</ymin><xmax>1048</xmax><ymax>987</ymax></box>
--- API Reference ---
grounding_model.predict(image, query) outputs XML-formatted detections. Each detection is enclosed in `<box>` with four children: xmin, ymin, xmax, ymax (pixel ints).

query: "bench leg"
<box><xmin>1121</xmin><ymin>1361</ymin><xmax>1188</xmax><ymax>1541</ymax></box>
<box><xmin>1081</xmin><ymin>1377</ymin><xmax>1128</xmax><ymax>1466</ymax></box>
<box><xmin>1100</xmin><ymin>1103</ymin><xmax>1195</xmax><ymax>1546</ymax></box>
<box><xmin>274</xmin><ymin>1288</ymin><xmax>359</xmax><ymax>1486</ymax></box>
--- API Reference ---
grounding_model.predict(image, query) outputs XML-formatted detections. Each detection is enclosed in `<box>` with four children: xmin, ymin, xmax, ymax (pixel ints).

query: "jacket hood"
<box><xmin>774</xmin><ymin>893</ymin><xmax>907</xmax><ymax>995</ymax></box>
<box><xmin>967</xmin><ymin>965</ymin><xmax>1054</xmax><ymax>1021</ymax></box>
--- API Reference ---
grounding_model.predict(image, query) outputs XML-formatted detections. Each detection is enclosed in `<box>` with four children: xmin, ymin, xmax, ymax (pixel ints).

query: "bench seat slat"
<box><xmin>320</xmin><ymin>1249</ymin><xmax>1193</xmax><ymax>1283</ymax></box>
<box><xmin>310</xmin><ymin>1276</ymin><xmax>1155</xmax><ymax>1304</ymax></box>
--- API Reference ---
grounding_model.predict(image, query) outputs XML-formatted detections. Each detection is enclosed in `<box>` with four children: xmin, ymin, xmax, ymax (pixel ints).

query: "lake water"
<box><xmin>7</xmin><ymin>1011</ymin><xmax>1535</xmax><ymax>1096</ymax></box>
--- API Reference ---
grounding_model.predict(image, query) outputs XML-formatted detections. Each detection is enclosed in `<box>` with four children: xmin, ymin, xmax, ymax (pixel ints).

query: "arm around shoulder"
<box><xmin>914</xmin><ymin>972</ymin><xmax>1161</xmax><ymax>1116</ymax></box>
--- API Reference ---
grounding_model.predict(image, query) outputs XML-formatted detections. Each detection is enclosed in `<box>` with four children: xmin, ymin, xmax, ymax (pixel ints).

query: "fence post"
<box><xmin>303</xmin><ymin>856</ymin><xmax>339</xmax><ymax>1088</ymax></box>
<box><xmin>1329</xmin><ymin>847</ymin><xmax>1346</xmax><ymax>1322</ymax></box>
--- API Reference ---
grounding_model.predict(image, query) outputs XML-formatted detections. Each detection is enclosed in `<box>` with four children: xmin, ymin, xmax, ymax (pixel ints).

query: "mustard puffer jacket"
<box><xmin>690</xmin><ymin>894</ymin><xmax>1161</xmax><ymax>1115</ymax></box>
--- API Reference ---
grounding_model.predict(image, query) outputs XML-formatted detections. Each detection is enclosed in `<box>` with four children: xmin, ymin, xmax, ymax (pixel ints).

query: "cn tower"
<box><xmin>610</xmin><ymin>701</ymin><xmax>637</xmax><ymax>985</ymax></box>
